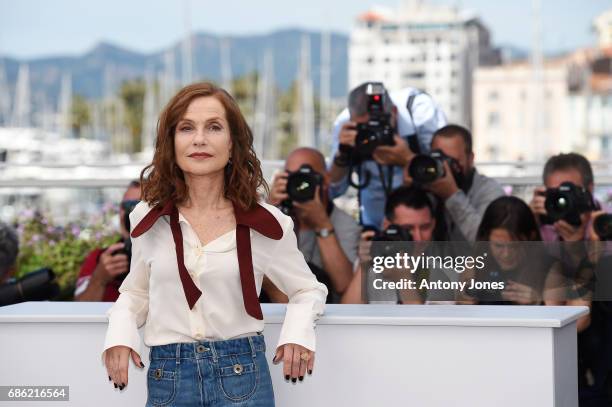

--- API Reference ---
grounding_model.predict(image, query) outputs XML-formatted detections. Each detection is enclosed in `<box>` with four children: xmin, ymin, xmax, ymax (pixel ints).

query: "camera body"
<box><xmin>110</xmin><ymin>199</ymin><xmax>139</xmax><ymax>282</ymax></box>
<box><xmin>408</xmin><ymin>149</ymin><xmax>463</xmax><ymax>185</ymax></box>
<box><xmin>541</xmin><ymin>182</ymin><xmax>595</xmax><ymax>226</ymax></box>
<box><xmin>279</xmin><ymin>164</ymin><xmax>324</xmax><ymax>215</ymax></box>
<box><xmin>366</xmin><ymin>224</ymin><xmax>413</xmax><ymax>258</ymax></box>
<box><xmin>352</xmin><ymin>82</ymin><xmax>395</xmax><ymax>160</ymax></box>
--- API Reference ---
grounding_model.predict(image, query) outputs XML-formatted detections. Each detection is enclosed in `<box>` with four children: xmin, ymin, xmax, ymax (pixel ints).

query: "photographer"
<box><xmin>408</xmin><ymin>124</ymin><xmax>504</xmax><ymax>241</ymax></box>
<box><xmin>529</xmin><ymin>152</ymin><xmax>606</xmax><ymax>243</ymax></box>
<box><xmin>328</xmin><ymin>82</ymin><xmax>446</xmax><ymax>229</ymax></box>
<box><xmin>74</xmin><ymin>181</ymin><xmax>141</xmax><ymax>302</ymax></box>
<box><xmin>267</xmin><ymin>147</ymin><xmax>361</xmax><ymax>303</ymax></box>
<box><xmin>342</xmin><ymin>186</ymin><xmax>447</xmax><ymax>304</ymax></box>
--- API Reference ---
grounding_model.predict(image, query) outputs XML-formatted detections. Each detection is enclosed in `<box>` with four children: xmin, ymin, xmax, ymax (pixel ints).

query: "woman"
<box><xmin>102</xmin><ymin>82</ymin><xmax>328</xmax><ymax>406</ymax></box>
<box><xmin>461</xmin><ymin>196</ymin><xmax>591</xmax><ymax>322</ymax></box>
<box><xmin>461</xmin><ymin>196</ymin><xmax>550</xmax><ymax>305</ymax></box>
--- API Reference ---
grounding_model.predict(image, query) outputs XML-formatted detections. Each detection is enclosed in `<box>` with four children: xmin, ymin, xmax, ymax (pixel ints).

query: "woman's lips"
<box><xmin>188</xmin><ymin>152</ymin><xmax>212</xmax><ymax>159</ymax></box>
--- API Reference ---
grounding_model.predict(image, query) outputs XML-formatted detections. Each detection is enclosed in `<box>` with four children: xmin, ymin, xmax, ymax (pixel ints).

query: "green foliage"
<box><xmin>71</xmin><ymin>94</ymin><xmax>91</xmax><ymax>138</ymax></box>
<box><xmin>119</xmin><ymin>79</ymin><xmax>146</xmax><ymax>152</ymax></box>
<box><xmin>14</xmin><ymin>205</ymin><xmax>121</xmax><ymax>300</ymax></box>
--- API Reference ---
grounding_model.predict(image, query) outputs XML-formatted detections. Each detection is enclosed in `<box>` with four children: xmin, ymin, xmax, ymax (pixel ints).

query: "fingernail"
<box><xmin>108</xmin><ymin>376</ymin><xmax>111</xmax><ymax>381</ymax></box>
<box><xmin>285</xmin><ymin>375</ymin><xmax>290</xmax><ymax>381</ymax></box>
<box><xmin>140</xmin><ymin>362</ymin><xmax>145</xmax><ymax>368</ymax></box>
<box><xmin>291</xmin><ymin>378</ymin><xmax>297</xmax><ymax>383</ymax></box>
<box><xmin>119</xmin><ymin>385</ymin><xmax>124</xmax><ymax>390</ymax></box>
<box><xmin>121</xmin><ymin>383</ymin><xmax>125</xmax><ymax>387</ymax></box>
<box><xmin>299</xmin><ymin>376</ymin><xmax>304</xmax><ymax>381</ymax></box>
<box><xmin>114</xmin><ymin>383</ymin><xmax>117</xmax><ymax>388</ymax></box>
<box><xmin>308</xmin><ymin>369</ymin><xmax>313</xmax><ymax>375</ymax></box>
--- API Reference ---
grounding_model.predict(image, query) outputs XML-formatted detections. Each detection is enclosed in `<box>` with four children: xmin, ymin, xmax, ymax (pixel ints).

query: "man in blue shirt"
<box><xmin>327</xmin><ymin>82</ymin><xmax>447</xmax><ymax>229</ymax></box>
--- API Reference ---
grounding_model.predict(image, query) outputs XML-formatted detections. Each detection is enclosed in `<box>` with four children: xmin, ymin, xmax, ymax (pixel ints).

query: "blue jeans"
<box><xmin>145</xmin><ymin>333</ymin><xmax>275</xmax><ymax>407</ymax></box>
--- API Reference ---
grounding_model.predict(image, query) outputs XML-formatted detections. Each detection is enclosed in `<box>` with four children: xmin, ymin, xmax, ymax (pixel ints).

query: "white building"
<box><xmin>348</xmin><ymin>0</ymin><xmax>497</xmax><ymax>126</ymax></box>
<box><xmin>473</xmin><ymin>47</ymin><xmax>612</xmax><ymax>162</ymax></box>
<box><xmin>594</xmin><ymin>9</ymin><xmax>612</xmax><ymax>49</ymax></box>
<box><xmin>473</xmin><ymin>60</ymin><xmax>572</xmax><ymax>162</ymax></box>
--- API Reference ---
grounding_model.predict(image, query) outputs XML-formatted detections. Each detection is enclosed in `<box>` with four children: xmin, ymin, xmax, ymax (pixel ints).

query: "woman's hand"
<box><xmin>272</xmin><ymin>343</ymin><xmax>315</xmax><ymax>383</ymax></box>
<box><xmin>502</xmin><ymin>280</ymin><xmax>542</xmax><ymax>305</ymax></box>
<box><xmin>104</xmin><ymin>345</ymin><xmax>145</xmax><ymax>390</ymax></box>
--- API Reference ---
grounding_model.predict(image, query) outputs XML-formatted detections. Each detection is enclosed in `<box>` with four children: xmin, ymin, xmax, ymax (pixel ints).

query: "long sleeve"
<box><xmin>263</xmin><ymin>214</ymin><xmax>328</xmax><ymax>352</ymax></box>
<box><xmin>445</xmin><ymin>173</ymin><xmax>505</xmax><ymax>241</ymax></box>
<box><xmin>405</xmin><ymin>91</ymin><xmax>447</xmax><ymax>154</ymax></box>
<box><xmin>327</xmin><ymin>108</ymin><xmax>351</xmax><ymax>199</ymax></box>
<box><xmin>100</xmin><ymin>204</ymin><xmax>150</xmax><ymax>363</ymax></box>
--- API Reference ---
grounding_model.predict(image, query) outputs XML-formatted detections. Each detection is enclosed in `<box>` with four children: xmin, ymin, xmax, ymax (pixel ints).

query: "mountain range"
<box><xmin>0</xmin><ymin>29</ymin><xmax>349</xmax><ymax>106</ymax></box>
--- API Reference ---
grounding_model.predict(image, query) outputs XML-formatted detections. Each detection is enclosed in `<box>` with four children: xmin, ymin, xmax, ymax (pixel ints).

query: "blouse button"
<box><xmin>194</xmin><ymin>333</ymin><xmax>203</xmax><ymax>340</ymax></box>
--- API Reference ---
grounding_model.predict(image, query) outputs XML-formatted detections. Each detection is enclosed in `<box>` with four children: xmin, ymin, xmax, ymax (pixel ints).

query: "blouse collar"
<box><xmin>129</xmin><ymin>199</ymin><xmax>283</xmax><ymax>320</ymax></box>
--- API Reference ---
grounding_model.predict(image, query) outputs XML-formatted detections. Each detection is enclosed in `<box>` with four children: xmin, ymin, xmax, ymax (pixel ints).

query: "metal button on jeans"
<box><xmin>196</xmin><ymin>345</ymin><xmax>208</xmax><ymax>353</ymax></box>
<box><xmin>233</xmin><ymin>364</ymin><xmax>243</xmax><ymax>375</ymax></box>
<box><xmin>154</xmin><ymin>368</ymin><xmax>162</xmax><ymax>379</ymax></box>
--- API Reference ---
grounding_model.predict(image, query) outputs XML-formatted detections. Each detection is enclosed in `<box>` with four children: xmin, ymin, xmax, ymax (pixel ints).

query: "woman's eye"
<box><xmin>179</xmin><ymin>126</ymin><xmax>192</xmax><ymax>132</ymax></box>
<box><xmin>209</xmin><ymin>124</ymin><xmax>222</xmax><ymax>131</ymax></box>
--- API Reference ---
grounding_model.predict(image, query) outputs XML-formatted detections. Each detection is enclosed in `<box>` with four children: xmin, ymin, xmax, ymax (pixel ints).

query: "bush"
<box><xmin>14</xmin><ymin>204</ymin><xmax>122</xmax><ymax>300</ymax></box>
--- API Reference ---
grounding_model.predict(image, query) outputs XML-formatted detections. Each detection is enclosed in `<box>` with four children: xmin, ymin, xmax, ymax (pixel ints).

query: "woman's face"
<box><xmin>489</xmin><ymin>228</ymin><xmax>522</xmax><ymax>271</ymax></box>
<box><xmin>174</xmin><ymin>96</ymin><xmax>232</xmax><ymax>179</ymax></box>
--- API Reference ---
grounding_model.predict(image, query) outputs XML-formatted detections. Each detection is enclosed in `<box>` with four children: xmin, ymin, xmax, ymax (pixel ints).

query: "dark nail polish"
<box><xmin>119</xmin><ymin>385</ymin><xmax>124</xmax><ymax>390</ymax></box>
<box><xmin>114</xmin><ymin>383</ymin><xmax>117</xmax><ymax>388</ymax></box>
<box><xmin>291</xmin><ymin>378</ymin><xmax>297</xmax><ymax>383</ymax></box>
<box><xmin>308</xmin><ymin>369</ymin><xmax>313</xmax><ymax>375</ymax></box>
<box><xmin>140</xmin><ymin>362</ymin><xmax>145</xmax><ymax>368</ymax></box>
<box><xmin>299</xmin><ymin>376</ymin><xmax>304</xmax><ymax>381</ymax></box>
<box><xmin>285</xmin><ymin>375</ymin><xmax>290</xmax><ymax>381</ymax></box>
<box><xmin>121</xmin><ymin>383</ymin><xmax>125</xmax><ymax>387</ymax></box>
<box><xmin>108</xmin><ymin>376</ymin><xmax>111</xmax><ymax>381</ymax></box>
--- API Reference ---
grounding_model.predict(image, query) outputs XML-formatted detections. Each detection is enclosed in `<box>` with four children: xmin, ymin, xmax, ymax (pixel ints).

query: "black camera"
<box><xmin>541</xmin><ymin>182</ymin><xmax>596</xmax><ymax>226</ymax></box>
<box><xmin>0</xmin><ymin>268</ymin><xmax>60</xmax><ymax>306</ymax></box>
<box><xmin>366</xmin><ymin>224</ymin><xmax>413</xmax><ymax>258</ymax></box>
<box><xmin>111</xmin><ymin>199</ymin><xmax>139</xmax><ymax>282</ymax></box>
<box><xmin>351</xmin><ymin>82</ymin><xmax>395</xmax><ymax>160</ymax></box>
<box><xmin>279</xmin><ymin>164</ymin><xmax>323</xmax><ymax>215</ymax></box>
<box><xmin>594</xmin><ymin>213</ymin><xmax>612</xmax><ymax>241</ymax></box>
<box><xmin>408</xmin><ymin>149</ymin><xmax>463</xmax><ymax>185</ymax></box>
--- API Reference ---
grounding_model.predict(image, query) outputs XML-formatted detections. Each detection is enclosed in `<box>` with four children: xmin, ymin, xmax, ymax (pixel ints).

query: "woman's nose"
<box><xmin>192</xmin><ymin>127</ymin><xmax>207</xmax><ymax>144</ymax></box>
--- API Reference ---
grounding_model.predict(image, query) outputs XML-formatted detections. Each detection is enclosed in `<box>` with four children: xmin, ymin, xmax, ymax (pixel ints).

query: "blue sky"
<box><xmin>0</xmin><ymin>0</ymin><xmax>610</xmax><ymax>59</ymax></box>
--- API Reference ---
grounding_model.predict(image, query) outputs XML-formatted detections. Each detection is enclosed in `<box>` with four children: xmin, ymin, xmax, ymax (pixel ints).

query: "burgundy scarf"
<box><xmin>130</xmin><ymin>200</ymin><xmax>283</xmax><ymax>320</ymax></box>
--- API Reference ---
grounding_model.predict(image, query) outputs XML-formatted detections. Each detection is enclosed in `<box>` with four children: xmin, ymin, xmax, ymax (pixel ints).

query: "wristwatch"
<box><xmin>316</xmin><ymin>227</ymin><xmax>335</xmax><ymax>238</ymax></box>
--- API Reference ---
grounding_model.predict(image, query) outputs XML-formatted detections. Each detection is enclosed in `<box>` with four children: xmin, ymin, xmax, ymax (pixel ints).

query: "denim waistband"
<box><xmin>149</xmin><ymin>333</ymin><xmax>266</xmax><ymax>361</ymax></box>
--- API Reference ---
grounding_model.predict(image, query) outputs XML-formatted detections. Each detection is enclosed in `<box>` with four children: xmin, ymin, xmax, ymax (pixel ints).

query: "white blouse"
<box><xmin>101</xmin><ymin>200</ymin><xmax>328</xmax><ymax>362</ymax></box>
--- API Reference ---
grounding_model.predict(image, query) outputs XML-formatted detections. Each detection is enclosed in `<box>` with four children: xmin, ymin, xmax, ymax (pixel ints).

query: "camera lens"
<box><xmin>409</xmin><ymin>155</ymin><xmax>443</xmax><ymax>184</ymax></box>
<box><xmin>286</xmin><ymin>172</ymin><xmax>318</xmax><ymax>202</ymax></box>
<box><xmin>545</xmin><ymin>191</ymin><xmax>572</xmax><ymax>221</ymax></box>
<box><xmin>594</xmin><ymin>213</ymin><xmax>612</xmax><ymax>240</ymax></box>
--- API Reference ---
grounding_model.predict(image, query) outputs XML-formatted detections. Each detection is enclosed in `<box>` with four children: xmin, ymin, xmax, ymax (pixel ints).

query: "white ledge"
<box><xmin>0</xmin><ymin>302</ymin><xmax>589</xmax><ymax>328</ymax></box>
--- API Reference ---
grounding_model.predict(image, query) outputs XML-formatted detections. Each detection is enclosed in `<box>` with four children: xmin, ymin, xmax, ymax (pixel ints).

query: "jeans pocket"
<box><xmin>147</xmin><ymin>359</ymin><xmax>177</xmax><ymax>406</ymax></box>
<box><xmin>216</xmin><ymin>353</ymin><xmax>259</xmax><ymax>402</ymax></box>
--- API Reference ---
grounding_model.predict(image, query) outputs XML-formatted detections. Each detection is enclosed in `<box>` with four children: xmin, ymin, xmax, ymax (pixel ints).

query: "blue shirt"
<box><xmin>327</xmin><ymin>87</ymin><xmax>447</xmax><ymax>229</ymax></box>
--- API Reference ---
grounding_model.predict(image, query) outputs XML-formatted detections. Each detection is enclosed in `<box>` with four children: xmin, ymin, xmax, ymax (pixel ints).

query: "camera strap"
<box><xmin>375</xmin><ymin>162</ymin><xmax>395</xmax><ymax>198</ymax></box>
<box><xmin>405</xmin><ymin>91</ymin><xmax>422</xmax><ymax>154</ymax></box>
